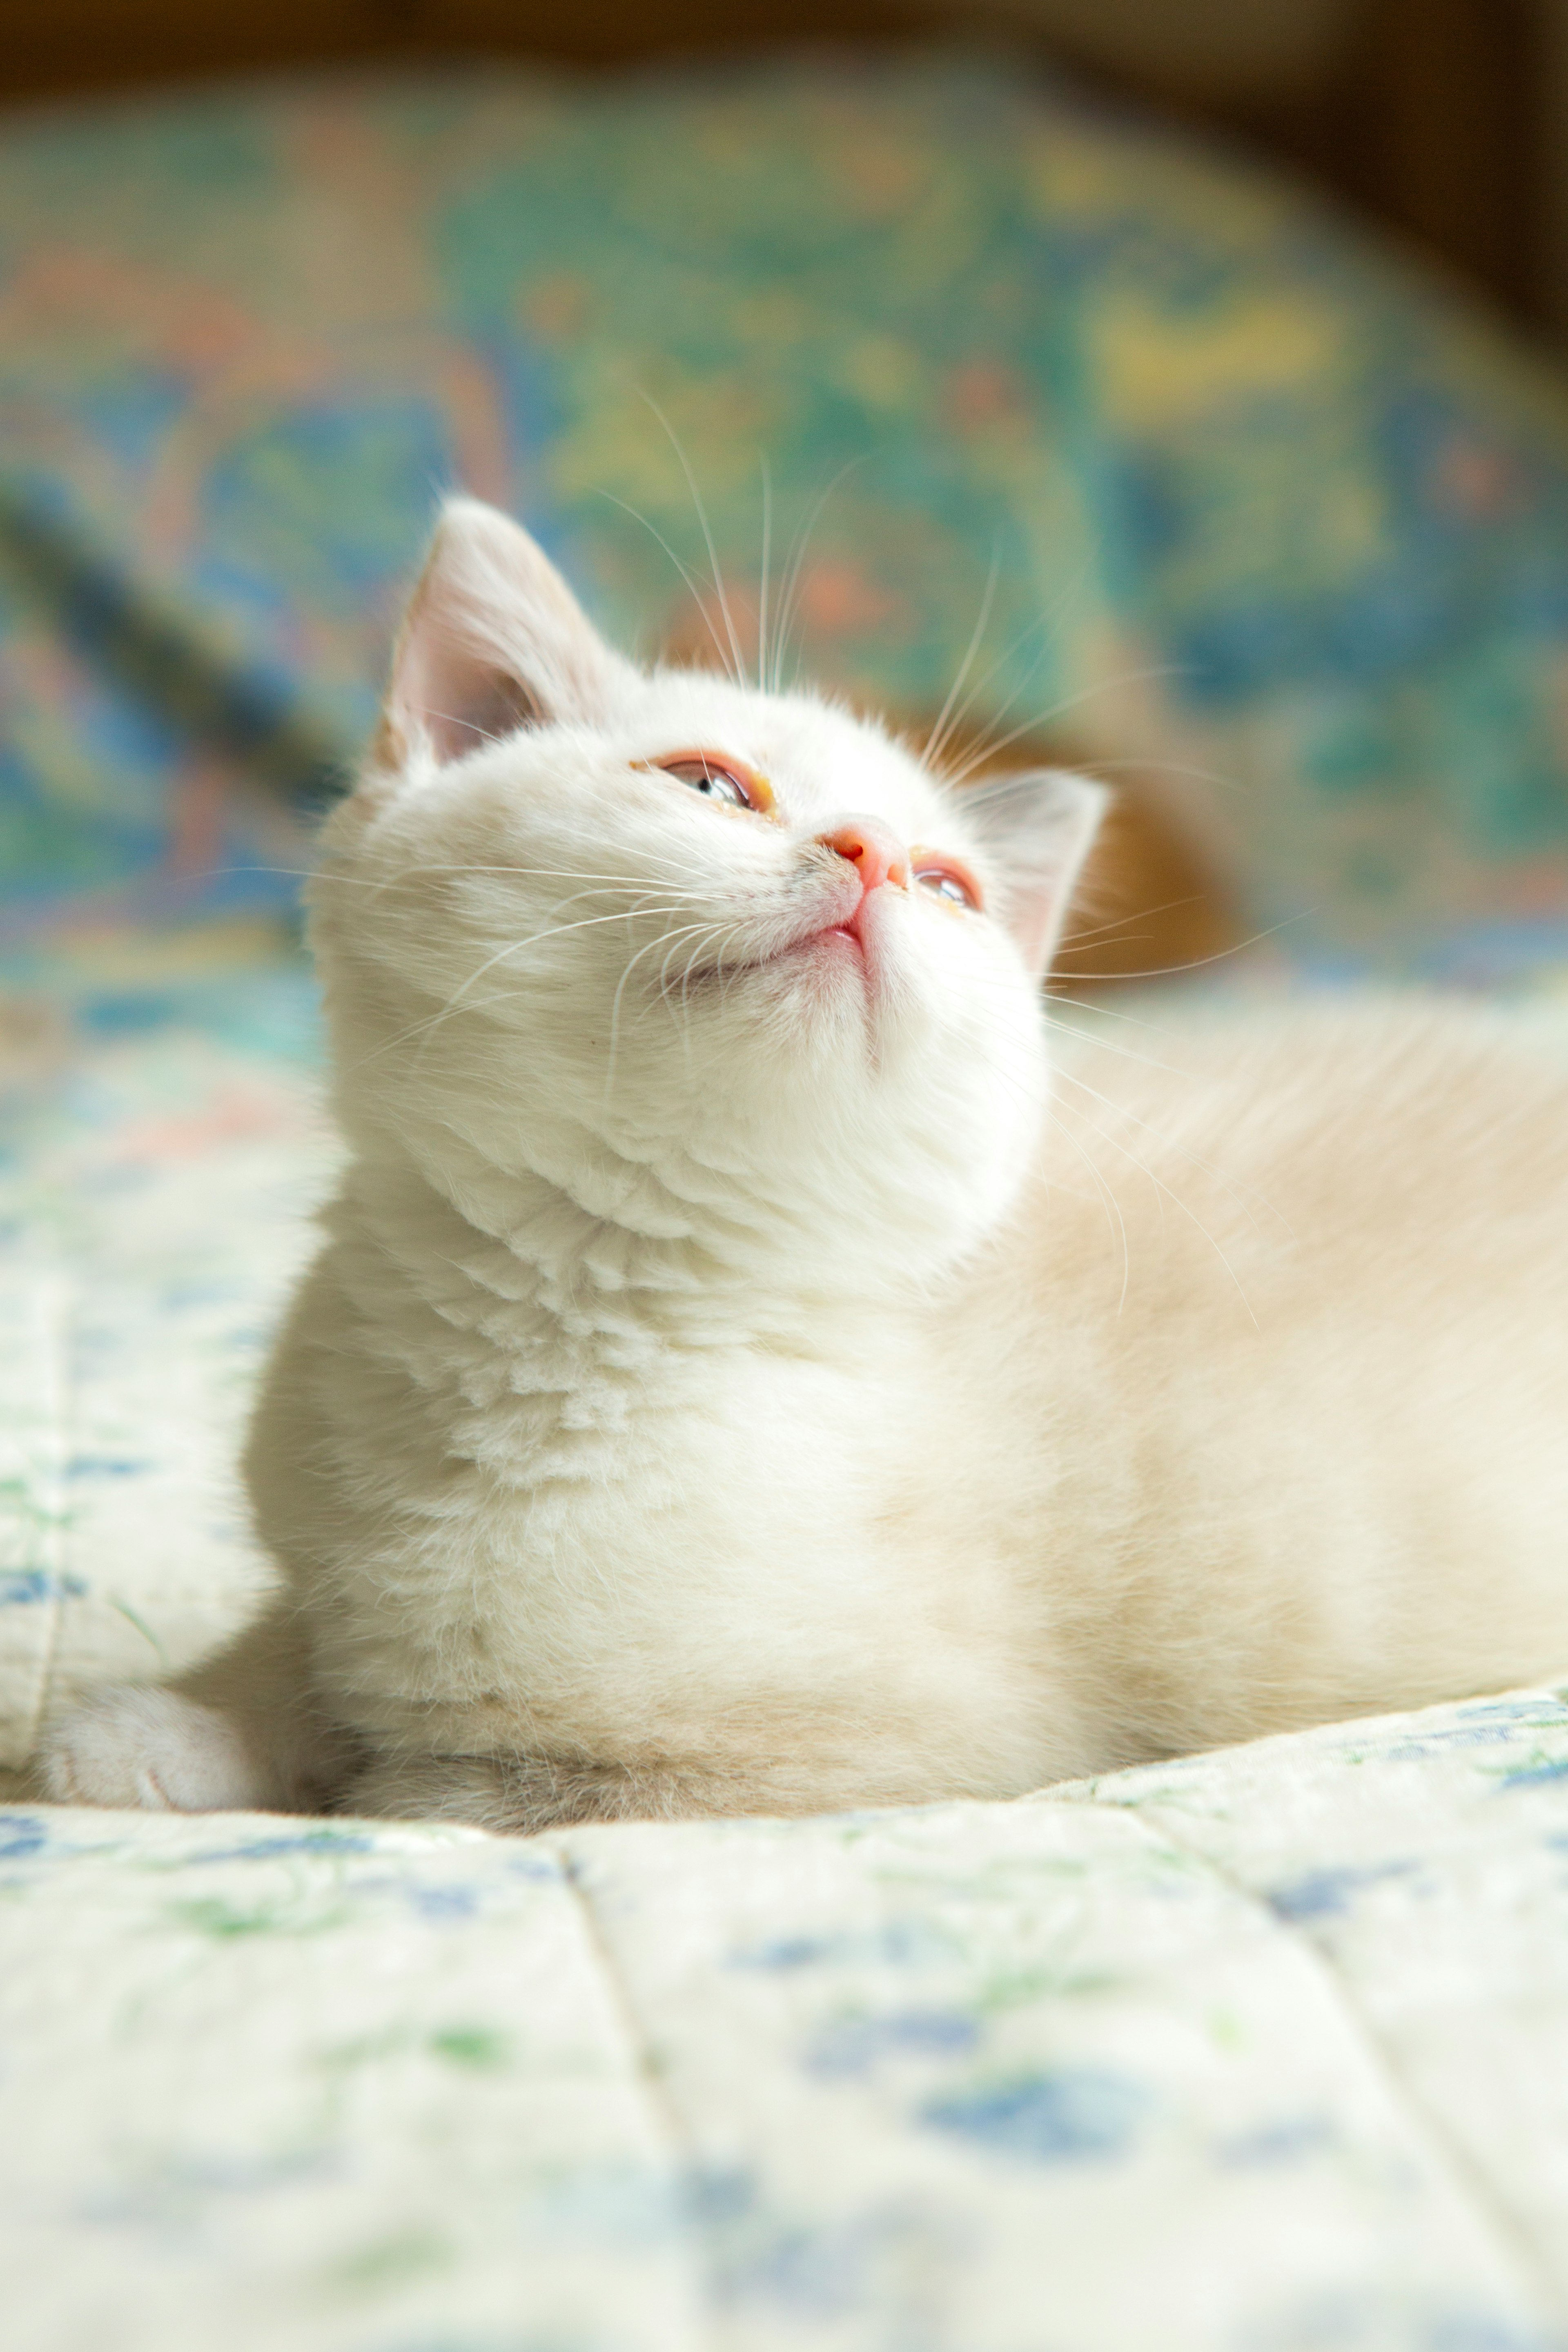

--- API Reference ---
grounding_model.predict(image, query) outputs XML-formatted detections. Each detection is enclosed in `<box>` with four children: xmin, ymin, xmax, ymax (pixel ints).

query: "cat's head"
<box><xmin>311</xmin><ymin>499</ymin><xmax>1103</xmax><ymax>1298</ymax></box>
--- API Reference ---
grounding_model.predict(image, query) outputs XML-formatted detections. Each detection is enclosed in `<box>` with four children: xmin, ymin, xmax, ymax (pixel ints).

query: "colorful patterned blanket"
<box><xmin>9</xmin><ymin>1688</ymin><xmax>1568</xmax><ymax>2347</ymax></box>
<box><xmin>4</xmin><ymin>985</ymin><xmax>1568</xmax><ymax>2348</ymax></box>
<box><xmin>4</xmin><ymin>52</ymin><xmax>1568</xmax><ymax>971</ymax></box>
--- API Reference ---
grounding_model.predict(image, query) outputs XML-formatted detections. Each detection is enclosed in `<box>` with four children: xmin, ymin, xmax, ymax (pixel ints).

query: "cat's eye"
<box><xmin>649</xmin><ymin>750</ymin><xmax>775</xmax><ymax>817</ymax></box>
<box><xmin>912</xmin><ymin>855</ymin><xmax>983</xmax><ymax>912</ymax></box>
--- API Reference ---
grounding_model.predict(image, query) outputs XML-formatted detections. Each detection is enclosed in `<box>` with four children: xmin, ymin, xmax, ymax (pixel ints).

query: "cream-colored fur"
<box><xmin>42</xmin><ymin>501</ymin><xmax>1568</xmax><ymax>1829</ymax></box>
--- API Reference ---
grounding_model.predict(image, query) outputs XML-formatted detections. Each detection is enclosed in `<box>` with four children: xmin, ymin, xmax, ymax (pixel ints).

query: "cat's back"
<box><xmin>917</xmin><ymin>998</ymin><xmax>1568</xmax><ymax>1764</ymax></box>
<box><xmin>1031</xmin><ymin>994</ymin><xmax>1568</xmax><ymax>1310</ymax></box>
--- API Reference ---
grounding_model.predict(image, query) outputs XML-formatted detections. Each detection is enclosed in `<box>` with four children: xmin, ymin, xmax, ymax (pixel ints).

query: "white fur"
<box><xmin>42</xmin><ymin>1689</ymin><xmax>266</xmax><ymax>1812</ymax></box>
<box><xmin>40</xmin><ymin>500</ymin><xmax>1568</xmax><ymax>1828</ymax></box>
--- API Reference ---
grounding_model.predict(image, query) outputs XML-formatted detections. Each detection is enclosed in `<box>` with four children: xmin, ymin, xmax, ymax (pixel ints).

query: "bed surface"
<box><xmin>4</xmin><ymin>967</ymin><xmax>1568</xmax><ymax>2349</ymax></box>
<box><xmin>9</xmin><ymin>1688</ymin><xmax>1568</xmax><ymax>2348</ymax></box>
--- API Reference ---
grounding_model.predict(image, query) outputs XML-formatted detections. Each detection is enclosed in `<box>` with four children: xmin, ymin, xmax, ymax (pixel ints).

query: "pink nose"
<box><xmin>818</xmin><ymin>818</ymin><xmax>910</xmax><ymax>895</ymax></box>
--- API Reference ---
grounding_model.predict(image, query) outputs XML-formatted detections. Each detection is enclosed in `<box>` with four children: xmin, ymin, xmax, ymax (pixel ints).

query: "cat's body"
<box><xmin>42</xmin><ymin>501</ymin><xmax>1568</xmax><ymax>1827</ymax></box>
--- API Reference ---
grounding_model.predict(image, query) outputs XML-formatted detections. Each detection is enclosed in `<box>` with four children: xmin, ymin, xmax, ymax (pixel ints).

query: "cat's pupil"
<box><xmin>655</xmin><ymin>753</ymin><xmax>757</xmax><ymax>810</ymax></box>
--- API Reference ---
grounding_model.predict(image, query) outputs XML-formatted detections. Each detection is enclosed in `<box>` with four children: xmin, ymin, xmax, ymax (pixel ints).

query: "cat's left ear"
<box><xmin>961</xmin><ymin>770</ymin><xmax>1109</xmax><ymax>980</ymax></box>
<box><xmin>369</xmin><ymin>497</ymin><xmax>635</xmax><ymax>777</ymax></box>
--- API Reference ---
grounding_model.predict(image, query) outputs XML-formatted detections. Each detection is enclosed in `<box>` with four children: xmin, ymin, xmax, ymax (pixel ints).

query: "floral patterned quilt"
<box><xmin>7</xmin><ymin>1686</ymin><xmax>1568</xmax><ymax>2352</ymax></box>
<box><xmin>4</xmin><ymin>970</ymin><xmax>1568</xmax><ymax>2350</ymax></box>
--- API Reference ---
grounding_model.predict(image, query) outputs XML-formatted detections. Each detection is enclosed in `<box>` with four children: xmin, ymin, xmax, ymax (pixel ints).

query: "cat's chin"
<box><xmin>771</xmin><ymin>924</ymin><xmax>866</xmax><ymax>976</ymax></box>
<box><xmin>736</xmin><ymin>924</ymin><xmax>885</xmax><ymax>1022</ymax></box>
<box><xmin>684</xmin><ymin>917</ymin><xmax>871</xmax><ymax>1003</ymax></box>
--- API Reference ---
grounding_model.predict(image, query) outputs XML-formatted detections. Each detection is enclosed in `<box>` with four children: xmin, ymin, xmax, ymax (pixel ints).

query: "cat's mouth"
<box><xmin>703</xmin><ymin>904</ymin><xmax>876</xmax><ymax>988</ymax></box>
<box><xmin>670</xmin><ymin>864</ymin><xmax>905</xmax><ymax>997</ymax></box>
<box><xmin>795</xmin><ymin>910</ymin><xmax>868</xmax><ymax>960</ymax></box>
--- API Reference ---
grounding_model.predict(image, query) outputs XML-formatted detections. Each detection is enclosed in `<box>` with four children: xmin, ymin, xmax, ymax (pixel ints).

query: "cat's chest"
<box><xmin>327</xmin><ymin>1319</ymin><xmax>929</xmax><ymax>1740</ymax></box>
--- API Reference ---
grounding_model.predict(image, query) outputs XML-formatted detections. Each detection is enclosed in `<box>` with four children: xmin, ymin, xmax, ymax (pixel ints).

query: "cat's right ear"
<box><xmin>365</xmin><ymin>498</ymin><xmax>633</xmax><ymax>781</ymax></box>
<box><xmin>961</xmin><ymin>768</ymin><xmax>1109</xmax><ymax>980</ymax></box>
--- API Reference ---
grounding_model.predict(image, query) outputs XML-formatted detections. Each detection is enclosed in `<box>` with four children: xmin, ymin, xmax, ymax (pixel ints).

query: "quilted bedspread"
<box><xmin>4</xmin><ymin>965</ymin><xmax>1568</xmax><ymax>2351</ymax></box>
<box><xmin>6</xmin><ymin>1689</ymin><xmax>1568</xmax><ymax>2352</ymax></box>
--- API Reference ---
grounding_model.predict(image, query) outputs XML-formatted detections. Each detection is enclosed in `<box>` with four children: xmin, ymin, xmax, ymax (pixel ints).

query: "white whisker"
<box><xmin>939</xmin><ymin>664</ymin><xmax>1188</xmax><ymax>792</ymax></box>
<box><xmin>1053</xmin><ymin>1064</ymin><xmax>1291</xmax><ymax>1242</ymax></box>
<box><xmin>642</xmin><ymin>393</ymin><xmax>748</xmax><ymax>688</ymax></box>
<box><xmin>604</xmin><ymin>918</ymin><xmax>721</xmax><ymax>1104</ymax></box>
<box><xmin>344</xmin><ymin>901</ymin><xmax>700</xmax><ymax>1075</ymax></box>
<box><xmin>1056</xmin><ymin>896</ymin><xmax>1209</xmax><ymax>953</ymax></box>
<box><xmin>1058</xmin><ymin>1094</ymin><xmax>1261</xmax><ymax>1326</ymax></box>
<box><xmin>1042</xmin><ymin>915</ymin><xmax>1304</xmax><ymax>986</ymax></box>
<box><xmin>769</xmin><ymin>455</ymin><xmax>869</xmax><ymax>693</ymax></box>
<box><xmin>596</xmin><ymin>489</ymin><xmax>740</xmax><ymax>685</ymax></box>
<box><xmin>922</xmin><ymin>549</ymin><xmax>999</xmax><ymax>772</ymax></box>
<box><xmin>757</xmin><ymin>459</ymin><xmax>772</xmax><ymax>694</ymax></box>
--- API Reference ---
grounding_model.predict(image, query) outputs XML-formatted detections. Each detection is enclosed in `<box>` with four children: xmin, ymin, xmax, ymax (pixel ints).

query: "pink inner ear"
<box><xmin>963</xmin><ymin>771</ymin><xmax>1109</xmax><ymax>981</ymax></box>
<box><xmin>401</xmin><ymin>628</ymin><xmax>540</xmax><ymax>765</ymax></box>
<box><xmin>370</xmin><ymin>497</ymin><xmax>631</xmax><ymax>777</ymax></box>
<box><xmin>1008</xmin><ymin>875</ymin><xmax>1074</xmax><ymax>980</ymax></box>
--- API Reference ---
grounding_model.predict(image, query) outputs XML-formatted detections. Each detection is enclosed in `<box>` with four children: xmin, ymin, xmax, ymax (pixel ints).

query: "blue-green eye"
<box><xmin>648</xmin><ymin>750</ymin><xmax>776</xmax><ymax>817</ymax></box>
<box><xmin>913</xmin><ymin>857</ymin><xmax>983</xmax><ymax>911</ymax></box>
<box><xmin>662</xmin><ymin>757</ymin><xmax>751</xmax><ymax>808</ymax></box>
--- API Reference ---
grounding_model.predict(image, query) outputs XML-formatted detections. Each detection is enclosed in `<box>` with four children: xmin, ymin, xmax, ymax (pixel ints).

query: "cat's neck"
<box><xmin>336</xmin><ymin>1126</ymin><xmax>913</xmax><ymax>1373</ymax></box>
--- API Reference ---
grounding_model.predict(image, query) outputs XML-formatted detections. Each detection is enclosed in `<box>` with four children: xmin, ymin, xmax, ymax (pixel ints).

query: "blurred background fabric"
<box><xmin>5</xmin><ymin>31</ymin><xmax>1568</xmax><ymax>999</ymax></box>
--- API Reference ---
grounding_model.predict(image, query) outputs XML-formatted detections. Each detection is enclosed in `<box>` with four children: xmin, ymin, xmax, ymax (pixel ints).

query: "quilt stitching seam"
<box><xmin>20</xmin><ymin>1269</ymin><xmax>71</xmax><ymax>1766</ymax></box>
<box><xmin>557</xmin><ymin>1842</ymin><xmax>726</xmax><ymax>2352</ymax></box>
<box><xmin>1103</xmin><ymin>1795</ymin><xmax>1567</xmax><ymax>2337</ymax></box>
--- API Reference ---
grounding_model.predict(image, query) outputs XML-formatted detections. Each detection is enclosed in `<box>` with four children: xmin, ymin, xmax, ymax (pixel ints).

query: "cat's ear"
<box><xmin>369</xmin><ymin>497</ymin><xmax>632</xmax><ymax>775</ymax></box>
<box><xmin>962</xmin><ymin>770</ymin><xmax>1108</xmax><ymax>980</ymax></box>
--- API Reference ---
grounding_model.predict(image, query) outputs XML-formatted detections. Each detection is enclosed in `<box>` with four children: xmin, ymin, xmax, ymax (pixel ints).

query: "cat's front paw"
<box><xmin>40</xmin><ymin>1686</ymin><xmax>274</xmax><ymax>1812</ymax></box>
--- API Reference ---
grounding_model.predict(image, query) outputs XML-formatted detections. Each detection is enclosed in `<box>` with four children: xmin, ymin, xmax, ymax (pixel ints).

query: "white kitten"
<box><xmin>42</xmin><ymin>499</ymin><xmax>1568</xmax><ymax>1826</ymax></box>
